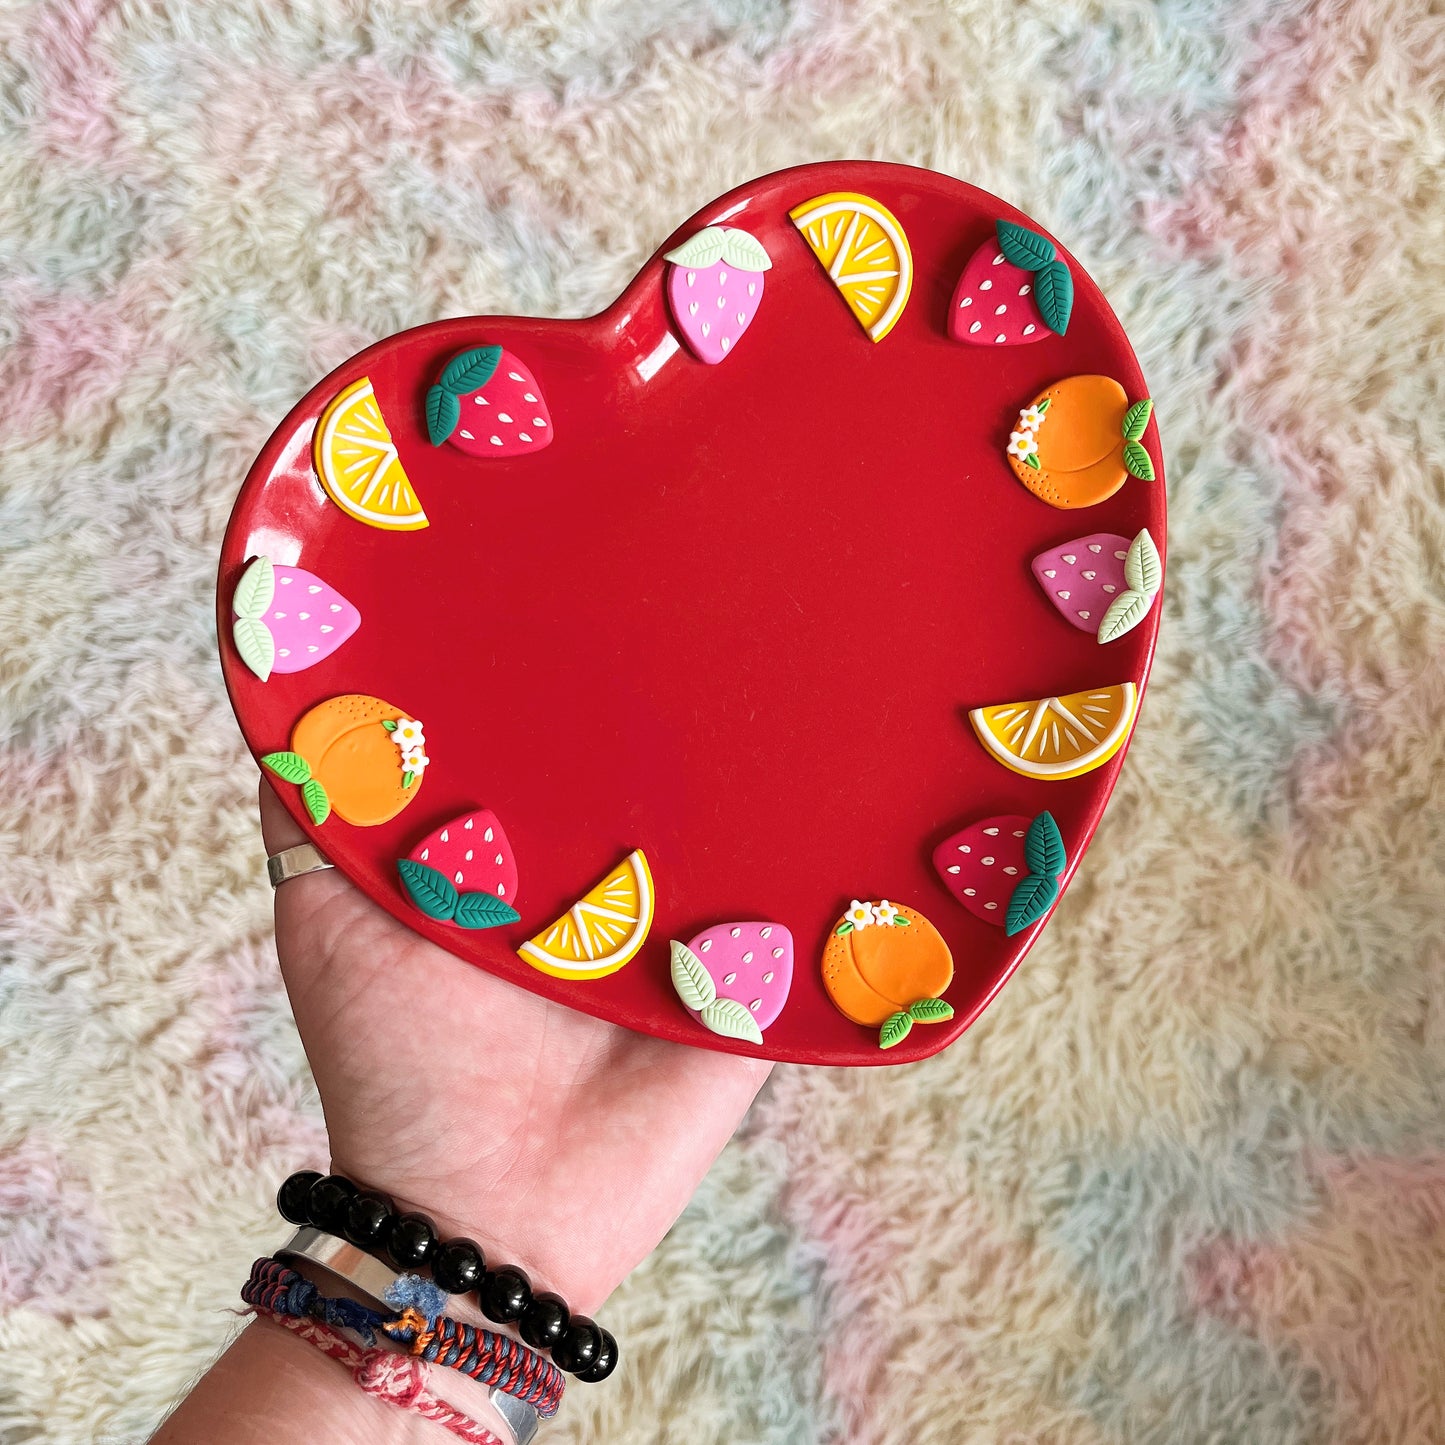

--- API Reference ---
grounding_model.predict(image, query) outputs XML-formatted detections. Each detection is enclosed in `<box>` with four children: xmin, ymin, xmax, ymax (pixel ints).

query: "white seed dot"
<box><xmin>960</xmin><ymin>296</ymin><xmax>972</xmax><ymax>308</ymax></box>
<box><xmin>454</xmin><ymin>871</ymin><xmax>463</xmax><ymax>884</ymax></box>
<box><xmin>750</xmin><ymin>999</ymin><xmax>762</xmax><ymax>1012</ymax></box>
<box><xmin>495</xmin><ymin>853</ymin><xmax>504</xmax><ymax>866</ymax></box>
<box><xmin>1115</xmin><ymin>550</ymin><xmax>1128</xmax><ymax>559</ymax></box>
<box><xmin>983</xmin><ymin>856</ymin><xmax>995</xmax><ymax>866</ymax></box>
<box><xmin>761</xmin><ymin>927</ymin><xmax>772</xmax><ymax>938</ymax></box>
<box><xmin>995</xmin><ymin>333</ymin><xmax>1007</xmax><ymax>343</ymax></box>
<box><xmin>980</xmin><ymin>279</ymin><xmax>993</xmax><ymax>290</ymax></box>
<box><xmin>329</xmin><ymin>603</ymin><xmax>342</xmax><ymax>612</ymax></box>
<box><xmin>279</xmin><ymin>577</ymin><xmax>292</xmax><ymax>585</ymax></box>
<box><xmin>497</xmin><ymin>412</ymin><xmax>512</xmax><ymax>423</ymax></box>
<box><xmin>420</xmin><ymin>848</ymin><xmax>429</xmax><ymax>860</ymax></box>
<box><xmin>742</xmin><ymin>951</ymin><xmax>754</xmax><ymax>963</ymax></box>
<box><xmin>464</xmin><ymin>819</ymin><xmax>474</xmax><ymax>830</ymax></box>
<box><xmin>1083</xmin><ymin>570</ymin><xmax>1097</xmax><ymax>580</ymax></box>
<box><xmin>762</xmin><ymin>972</ymin><xmax>774</xmax><ymax>984</ymax></box>
<box><xmin>747</xmin><ymin>282</ymin><xmax>756</xmax><ymax>296</ymax></box>
<box><xmin>518</xmin><ymin>433</ymin><xmax>532</xmax><ymax>443</ymax></box>
<box><xmin>1078</xmin><ymin>610</ymin><xmax>1091</xmax><ymax>620</ymax></box>
<box><xmin>772</xmin><ymin>947</ymin><xmax>784</xmax><ymax>958</ymax></box>
<box><xmin>1058</xmin><ymin>590</ymin><xmax>1072</xmax><ymax>600</ymax></box>
<box><xmin>985</xmin><ymin>901</ymin><xmax>998</xmax><ymax>910</ymax></box>
<box><xmin>474</xmin><ymin>395</ymin><xmax>487</xmax><ymax>404</ymax></box>
<box><xmin>994</xmin><ymin>304</ymin><xmax>1007</xmax><ymax>316</ymax></box>
<box><xmin>964</xmin><ymin>888</ymin><xmax>976</xmax><ymax>897</ymax></box>
<box><xmin>958</xmin><ymin>844</ymin><xmax>971</xmax><ymax>853</ymax></box>
<box><xmin>1103</xmin><ymin>584</ymin><xmax>1117</xmax><ymax>594</ymax></box>
<box><xmin>440</xmin><ymin>830</ymin><xmax>449</xmax><ymax>842</ymax></box>
<box><xmin>1019</xmin><ymin>284</ymin><xmax>1031</xmax><ymax>295</ymax></box>
<box><xmin>723</xmin><ymin>972</ymin><xmax>737</xmax><ymax>985</ymax></box>
<box><xmin>273</xmin><ymin>611</ymin><xmax>286</xmax><ymax>619</ymax></box>
<box><xmin>720</xmin><ymin>337</ymin><xmax>731</xmax><ymax>351</ymax></box>
<box><xmin>1063</xmin><ymin>555</ymin><xmax>1077</xmax><ymax>564</ymax></box>
<box><xmin>686</xmin><ymin>272</ymin><xmax>696</xmax><ymax>286</ymax></box>
<box><xmin>319</xmin><ymin>624</ymin><xmax>333</xmax><ymax>633</ymax></box>
<box><xmin>700</xmin><ymin>939</ymin><xmax>712</xmax><ymax>952</ymax></box>
<box><xmin>730</xmin><ymin>927</ymin><xmax>741</xmax><ymax>938</ymax></box>
<box><xmin>307</xmin><ymin>584</ymin><xmax>321</xmax><ymax>594</ymax></box>
<box><xmin>716</xmin><ymin>295</ymin><xmax>726</xmax><ymax>308</ymax></box>
<box><xmin>459</xmin><ymin>429</ymin><xmax>474</xmax><ymax>440</ymax></box>
<box><xmin>969</xmin><ymin>321</ymin><xmax>981</xmax><ymax>333</ymax></box>
<box><xmin>490</xmin><ymin>435</ymin><xmax>502</xmax><ymax>446</ymax></box>
<box><xmin>278</xmin><ymin>648</ymin><xmax>291</xmax><ymax>656</ymax></box>
<box><xmin>718</xmin><ymin>270</ymin><xmax>727</xmax><ymax>283</ymax></box>
<box><xmin>1090</xmin><ymin>544</ymin><xmax>1103</xmax><ymax>553</ymax></box>
<box><xmin>701</xmin><ymin>322</ymin><xmax>710</xmax><ymax>337</ymax></box>
<box><xmin>984</xmin><ymin>828</ymin><xmax>999</xmax><ymax>836</ymax></box>
<box><xmin>298</xmin><ymin>611</ymin><xmax>310</xmax><ymax>620</ymax></box>
<box><xmin>523</xmin><ymin>392</ymin><xmax>537</xmax><ymax>402</ymax></box>
<box><xmin>497</xmin><ymin>884</ymin><xmax>506</xmax><ymax>896</ymax></box>
<box><xmin>947</xmin><ymin>865</ymin><xmax>961</xmax><ymax>874</ymax></box>
<box><xmin>465</xmin><ymin>850</ymin><xmax>473</xmax><ymax>860</ymax></box>
<box><xmin>507</xmin><ymin>372</ymin><xmax>523</xmax><ymax>381</ymax></box>
<box><xmin>1004</xmin><ymin>867</ymin><xmax>1019</xmax><ymax>875</ymax></box>
<box><xmin>1023</xmin><ymin>324</ymin><xmax>1036</xmax><ymax>335</ymax></box>
<box><xmin>533</xmin><ymin>417</ymin><xmax>546</xmax><ymax>427</ymax></box>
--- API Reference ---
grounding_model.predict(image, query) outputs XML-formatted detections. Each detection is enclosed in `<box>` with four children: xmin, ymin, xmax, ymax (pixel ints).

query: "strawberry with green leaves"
<box><xmin>950</xmin><ymin>219</ymin><xmax>1073</xmax><ymax>347</ymax></box>
<box><xmin>425</xmin><ymin>346</ymin><xmax>552</xmax><ymax>458</ymax></box>
<box><xmin>933</xmin><ymin>812</ymin><xmax>1067</xmax><ymax>935</ymax></box>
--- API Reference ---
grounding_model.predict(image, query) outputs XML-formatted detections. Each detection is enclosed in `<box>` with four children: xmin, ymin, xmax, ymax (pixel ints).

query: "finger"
<box><xmin>258</xmin><ymin>773</ymin><xmax>308</xmax><ymax>853</ymax></box>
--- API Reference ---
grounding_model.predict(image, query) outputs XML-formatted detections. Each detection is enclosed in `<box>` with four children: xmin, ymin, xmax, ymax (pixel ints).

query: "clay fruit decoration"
<box><xmin>314</xmin><ymin>377</ymin><xmax>426</xmax><ymax>531</ymax></box>
<box><xmin>970</xmin><ymin>683</ymin><xmax>1137</xmax><ymax>781</ymax></box>
<box><xmin>790</xmin><ymin>191</ymin><xmax>912</xmax><ymax>343</ymax></box>
<box><xmin>951</xmin><ymin>219</ymin><xmax>1074</xmax><ymax>346</ymax></box>
<box><xmin>398</xmin><ymin>810</ymin><xmax>520</xmax><ymax>930</ymax></box>
<box><xmin>518</xmin><ymin>850</ymin><xmax>654</xmax><ymax>980</ymax></box>
<box><xmin>669</xmin><ymin>923</ymin><xmax>793</xmax><ymax>1047</ymax></box>
<box><xmin>262</xmin><ymin>695</ymin><xmax>427</xmax><ymax>826</ymax></box>
<box><xmin>933</xmin><ymin>812</ymin><xmax>1067</xmax><ymax>936</ymax></box>
<box><xmin>1032</xmin><ymin>528</ymin><xmax>1162</xmax><ymax>644</ymax></box>
<box><xmin>821</xmin><ymin>900</ymin><xmax>954</xmax><ymax>1050</ymax></box>
<box><xmin>663</xmin><ymin>226</ymin><xmax>772</xmax><ymax>365</ymax></box>
<box><xmin>230</xmin><ymin>555</ymin><xmax>361</xmax><ymax>682</ymax></box>
<box><xmin>425</xmin><ymin>346</ymin><xmax>552</xmax><ymax>458</ymax></box>
<box><xmin>1006</xmin><ymin>377</ymin><xmax>1155</xmax><ymax>509</ymax></box>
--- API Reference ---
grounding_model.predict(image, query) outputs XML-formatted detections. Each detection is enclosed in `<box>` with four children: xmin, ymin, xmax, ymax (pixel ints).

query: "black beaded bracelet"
<box><xmin>276</xmin><ymin>1170</ymin><xmax>618</xmax><ymax>1382</ymax></box>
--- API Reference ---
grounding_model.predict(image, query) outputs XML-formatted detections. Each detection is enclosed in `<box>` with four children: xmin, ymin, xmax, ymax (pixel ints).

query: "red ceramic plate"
<box><xmin>217</xmin><ymin>160</ymin><xmax>1164</xmax><ymax>1067</ymax></box>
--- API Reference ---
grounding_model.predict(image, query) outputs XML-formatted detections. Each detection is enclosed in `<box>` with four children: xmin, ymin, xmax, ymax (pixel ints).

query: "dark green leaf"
<box><xmin>995</xmin><ymin>219</ymin><xmax>1056</xmax><ymax>271</ymax></box>
<box><xmin>425</xmin><ymin>385</ymin><xmax>460</xmax><ymax>446</ymax></box>
<box><xmin>398</xmin><ymin>859</ymin><xmax>459</xmax><ymax>920</ymax></box>
<box><xmin>1033</xmin><ymin>259</ymin><xmax>1074</xmax><ymax>335</ymax></box>
<box><xmin>1037</xmin><ymin>397</ymin><xmax>1051</xmax><ymax>413</ymax></box>
<box><xmin>879</xmin><ymin>1011</ymin><xmax>914</xmax><ymax>1049</ymax></box>
<box><xmin>907</xmin><ymin>997</ymin><xmax>954</xmax><ymax>1023</ymax></box>
<box><xmin>1024</xmin><ymin>811</ymin><xmax>1066</xmax><ymax>878</ymax></box>
<box><xmin>441</xmin><ymin>346</ymin><xmax>502</xmax><ymax>395</ymax></box>
<box><xmin>301</xmin><ymin>778</ymin><xmax>330</xmax><ymax>825</ymax></box>
<box><xmin>261</xmin><ymin>751</ymin><xmax>310</xmax><ymax>784</ymax></box>
<box><xmin>1123</xmin><ymin>439</ymin><xmax>1156</xmax><ymax>481</ymax></box>
<box><xmin>1005</xmin><ymin>872</ymin><xmax>1059</xmax><ymax>936</ymax></box>
<box><xmin>1122</xmin><ymin>398</ymin><xmax>1154</xmax><ymax>442</ymax></box>
<box><xmin>454</xmin><ymin>891</ymin><xmax>521</xmax><ymax>929</ymax></box>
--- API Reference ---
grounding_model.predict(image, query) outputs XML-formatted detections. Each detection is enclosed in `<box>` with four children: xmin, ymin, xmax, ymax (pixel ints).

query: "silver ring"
<box><xmin>267</xmin><ymin>843</ymin><xmax>334</xmax><ymax>889</ymax></box>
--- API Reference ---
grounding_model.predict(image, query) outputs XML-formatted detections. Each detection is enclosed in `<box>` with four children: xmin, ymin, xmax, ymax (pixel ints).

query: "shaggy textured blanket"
<box><xmin>1</xmin><ymin>1</ymin><xmax>1442</xmax><ymax>1441</ymax></box>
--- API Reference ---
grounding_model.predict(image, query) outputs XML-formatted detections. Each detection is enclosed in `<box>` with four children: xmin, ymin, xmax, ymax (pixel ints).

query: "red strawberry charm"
<box><xmin>950</xmin><ymin>219</ymin><xmax>1073</xmax><ymax>347</ymax></box>
<box><xmin>425</xmin><ymin>347</ymin><xmax>552</xmax><ymax>458</ymax></box>
<box><xmin>398</xmin><ymin>809</ymin><xmax>520</xmax><ymax>929</ymax></box>
<box><xmin>663</xmin><ymin>226</ymin><xmax>772</xmax><ymax>365</ymax></box>
<box><xmin>669</xmin><ymin>922</ymin><xmax>793</xmax><ymax>1045</ymax></box>
<box><xmin>933</xmin><ymin>812</ymin><xmax>1067</xmax><ymax>935</ymax></box>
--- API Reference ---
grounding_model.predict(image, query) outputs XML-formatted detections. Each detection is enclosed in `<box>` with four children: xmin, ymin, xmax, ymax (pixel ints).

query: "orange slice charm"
<box><xmin>789</xmin><ymin>192</ymin><xmax>912</xmax><ymax>342</ymax></box>
<box><xmin>518</xmin><ymin>851</ymin><xmax>655</xmax><ymax>980</ymax></box>
<box><xmin>970</xmin><ymin>684</ymin><xmax>1138</xmax><ymax>780</ymax></box>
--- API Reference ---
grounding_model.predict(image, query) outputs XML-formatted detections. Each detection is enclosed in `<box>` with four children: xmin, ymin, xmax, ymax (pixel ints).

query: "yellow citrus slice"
<box><xmin>313</xmin><ymin>378</ymin><xmax>428</xmax><ymax>531</ymax></box>
<box><xmin>970</xmin><ymin>684</ymin><xmax>1138</xmax><ymax>780</ymax></box>
<box><xmin>789</xmin><ymin>191</ymin><xmax>912</xmax><ymax>342</ymax></box>
<box><xmin>518</xmin><ymin>850</ymin><xmax>655</xmax><ymax>980</ymax></box>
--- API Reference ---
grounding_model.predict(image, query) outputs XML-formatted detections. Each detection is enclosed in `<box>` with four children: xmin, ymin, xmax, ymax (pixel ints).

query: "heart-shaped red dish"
<box><xmin>218</xmin><ymin>161</ymin><xmax>1164</xmax><ymax>1067</ymax></box>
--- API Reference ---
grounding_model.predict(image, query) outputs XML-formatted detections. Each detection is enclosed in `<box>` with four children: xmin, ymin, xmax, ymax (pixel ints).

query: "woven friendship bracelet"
<box><xmin>243</xmin><ymin>1257</ymin><xmax>566</xmax><ymax>1417</ymax></box>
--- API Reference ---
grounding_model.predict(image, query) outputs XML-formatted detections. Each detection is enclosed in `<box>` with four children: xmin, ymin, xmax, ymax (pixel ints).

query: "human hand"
<box><xmin>259</xmin><ymin>779</ymin><xmax>772</xmax><ymax>1313</ymax></box>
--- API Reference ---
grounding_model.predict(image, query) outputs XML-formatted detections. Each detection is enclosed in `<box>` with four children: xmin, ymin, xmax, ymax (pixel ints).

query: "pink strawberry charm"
<box><xmin>1031</xmin><ymin>528</ymin><xmax>1160</xmax><ymax>644</ymax></box>
<box><xmin>949</xmin><ymin>219</ymin><xmax>1073</xmax><ymax>346</ymax></box>
<box><xmin>230</xmin><ymin>555</ymin><xmax>361</xmax><ymax>682</ymax></box>
<box><xmin>397</xmin><ymin>809</ymin><xmax>520</xmax><ymax>929</ymax></box>
<box><xmin>663</xmin><ymin>226</ymin><xmax>772</xmax><ymax>364</ymax></box>
<box><xmin>933</xmin><ymin>812</ymin><xmax>1066</xmax><ymax>936</ymax></box>
<box><xmin>669</xmin><ymin>922</ymin><xmax>793</xmax><ymax>1045</ymax></box>
<box><xmin>425</xmin><ymin>346</ymin><xmax>552</xmax><ymax>458</ymax></box>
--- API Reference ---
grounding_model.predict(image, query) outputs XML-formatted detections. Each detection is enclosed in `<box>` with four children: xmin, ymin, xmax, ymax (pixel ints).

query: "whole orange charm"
<box><xmin>263</xmin><ymin>694</ymin><xmax>426</xmax><ymax>826</ymax></box>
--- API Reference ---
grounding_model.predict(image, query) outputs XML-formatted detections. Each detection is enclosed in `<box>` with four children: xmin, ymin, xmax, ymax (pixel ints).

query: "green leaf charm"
<box><xmin>1037</xmin><ymin>397</ymin><xmax>1051</xmax><ymax>414</ymax></box>
<box><xmin>670</xmin><ymin>940</ymin><xmax>717</xmax><ymax>1013</ymax></box>
<box><xmin>232</xmin><ymin>616</ymin><xmax>275</xmax><ymax>682</ymax></box>
<box><xmin>893</xmin><ymin>915</ymin><xmax>912</xmax><ymax>926</ymax></box>
<box><xmin>441</xmin><ymin>346</ymin><xmax>502</xmax><ymax>394</ymax></box>
<box><xmin>700</xmin><ymin>997</ymin><xmax>764</xmax><ymax>1046</ymax></box>
<box><xmin>1005</xmin><ymin>872</ymin><xmax>1059</xmax><ymax>936</ymax></box>
<box><xmin>1033</xmin><ymin>259</ymin><xmax>1074</xmax><ymax>336</ymax></box>
<box><xmin>454</xmin><ymin>892</ymin><xmax>521</xmax><ymax>929</ymax></box>
<box><xmin>907</xmin><ymin>997</ymin><xmax>954</xmax><ymax>1023</ymax></box>
<box><xmin>301</xmin><ymin>777</ymin><xmax>331</xmax><ymax>825</ymax></box>
<box><xmin>381</xmin><ymin>719</ymin><xmax>398</xmax><ymax>731</ymax></box>
<box><xmin>401</xmin><ymin>770</ymin><xmax>416</xmax><ymax>789</ymax></box>
<box><xmin>1123</xmin><ymin>440</ymin><xmax>1155</xmax><ymax>481</ymax></box>
<box><xmin>1025</xmin><ymin>453</ymin><xmax>1041</xmax><ymax>470</ymax></box>
<box><xmin>662</xmin><ymin>227</ymin><xmax>728</xmax><ymax>269</ymax></box>
<box><xmin>879</xmin><ymin>1010</ymin><xmax>914</xmax><ymax>1049</ymax></box>
<box><xmin>1122</xmin><ymin>398</ymin><xmax>1154</xmax><ymax>442</ymax></box>
<box><xmin>425</xmin><ymin>384</ymin><xmax>461</xmax><ymax>446</ymax></box>
<box><xmin>995</xmin><ymin>219</ymin><xmax>1056</xmax><ymax>271</ymax></box>
<box><xmin>1097</xmin><ymin>588</ymin><xmax>1153</xmax><ymax>645</ymax></box>
<box><xmin>835</xmin><ymin>921</ymin><xmax>855</xmax><ymax>936</ymax></box>
<box><xmin>1124</xmin><ymin>528</ymin><xmax>1162</xmax><ymax>596</ymax></box>
<box><xmin>261</xmin><ymin>751</ymin><xmax>310</xmax><ymax>784</ymax></box>
<box><xmin>720</xmin><ymin>229</ymin><xmax>773</xmax><ymax>272</ymax></box>
<box><xmin>1024</xmin><ymin>812</ymin><xmax>1066</xmax><ymax>879</ymax></box>
<box><xmin>232</xmin><ymin>555</ymin><xmax>275</xmax><ymax>621</ymax></box>
<box><xmin>398</xmin><ymin>859</ymin><xmax>459</xmax><ymax>921</ymax></box>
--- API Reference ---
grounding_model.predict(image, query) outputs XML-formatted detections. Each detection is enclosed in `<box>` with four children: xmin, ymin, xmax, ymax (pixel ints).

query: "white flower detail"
<box><xmin>1007</xmin><ymin>430</ymin><xmax>1036</xmax><ymax>459</ymax></box>
<box><xmin>873</xmin><ymin>900</ymin><xmax>900</xmax><ymax>927</ymax></box>
<box><xmin>1019</xmin><ymin>406</ymin><xmax>1046</xmax><ymax>430</ymax></box>
<box><xmin>845</xmin><ymin>900</ymin><xmax>876</xmax><ymax>931</ymax></box>
<box><xmin>401</xmin><ymin>747</ymin><xmax>429</xmax><ymax>775</ymax></box>
<box><xmin>393</xmin><ymin>718</ymin><xmax>425</xmax><ymax>749</ymax></box>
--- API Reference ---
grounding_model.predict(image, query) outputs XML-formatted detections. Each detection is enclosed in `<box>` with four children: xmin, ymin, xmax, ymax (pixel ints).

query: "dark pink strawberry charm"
<box><xmin>933</xmin><ymin>812</ymin><xmax>1066</xmax><ymax>935</ymax></box>
<box><xmin>664</xmin><ymin>226</ymin><xmax>772</xmax><ymax>364</ymax></box>
<box><xmin>1032</xmin><ymin>528</ymin><xmax>1161</xmax><ymax>644</ymax></box>
<box><xmin>425</xmin><ymin>346</ymin><xmax>552</xmax><ymax>458</ymax></box>
<box><xmin>950</xmin><ymin>220</ymin><xmax>1073</xmax><ymax>346</ymax></box>
<box><xmin>397</xmin><ymin>809</ymin><xmax>520</xmax><ymax>928</ymax></box>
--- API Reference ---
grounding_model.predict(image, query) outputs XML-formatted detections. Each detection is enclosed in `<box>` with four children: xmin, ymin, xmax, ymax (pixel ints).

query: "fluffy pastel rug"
<box><xmin>2</xmin><ymin>0</ymin><xmax>1442</xmax><ymax>1440</ymax></box>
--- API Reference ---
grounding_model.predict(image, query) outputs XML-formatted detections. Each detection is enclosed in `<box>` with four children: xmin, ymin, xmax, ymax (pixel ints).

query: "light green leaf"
<box><xmin>879</xmin><ymin>1011</ymin><xmax>914</xmax><ymax>1049</ymax></box>
<box><xmin>835</xmin><ymin>921</ymin><xmax>855</xmax><ymax>936</ymax></box>
<box><xmin>1122</xmin><ymin>398</ymin><xmax>1154</xmax><ymax>442</ymax></box>
<box><xmin>1005</xmin><ymin>872</ymin><xmax>1058</xmax><ymax>936</ymax></box>
<box><xmin>425</xmin><ymin>385</ymin><xmax>461</xmax><ymax>446</ymax></box>
<box><xmin>1033</xmin><ymin>259</ymin><xmax>1074</xmax><ymax>335</ymax></box>
<box><xmin>1096</xmin><ymin>588</ymin><xmax>1153</xmax><ymax>645</ymax></box>
<box><xmin>261</xmin><ymin>751</ymin><xmax>310</xmax><ymax>784</ymax></box>
<box><xmin>1025</xmin><ymin>453</ymin><xmax>1040</xmax><ymax>470</ymax></box>
<box><xmin>662</xmin><ymin>227</ymin><xmax>728</xmax><ymax>269</ymax></box>
<box><xmin>454</xmin><ymin>892</ymin><xmax>521</xmax><ymax>929</ymax></box>
<box><xmin>381</xmin><ymin>719</ymin><xmax>398</xmax><ymax>731</ymax></box>
<box><xmin>401</xmin><ymin>770</ymin><xmax>415</xmax><ymax>789</ymax></box>
<box><xmin>995</xmin><ymin>220</ymin><xmax>1056</xmax><ymax>271</ymax></box>
<box><xmin>907</xmin><ymin>997</ymin><xmax>954</xmax><ymax>1023</ymax></box>
<box><xmin>670</xmin><ymin>940</ymin><xmax>717</xmax><ymax>1012</ymax></box>
<box><xmin>1037</xmin><ymin>397</ymin><xmax>1051</xmax><ymax>414</ymax></box>
<box><xmin>233</xmin><ymin>555</ymin><xmax>275</xmax><ymax>621</ymax></box>
<box><xmin>701</xmin><ymin>997</ymin><xmax>764</xmax><ymax>1046</ymax></box>
<box><xmin>1123</xmin><ymin>440</ymin><xmax>1156</xmax><ymax>481</ymax></box>
<box><xmin>441</xmin><ymin>346</ymin><xmax>502</xmax><ymax>394</ymax></box>
<box><xmin>1024</xmin><ymin>811</ymin><xmax>1066</xmax><ymax>878</ymax></box>
<box><xmin>893</xmin><ymin>915</ymin><xmax>912</xmax><ymax>926</ymax></box>
<box><xmin>720</xmin><ymin>229</ymin><xmax>772</xmax><ymax>272</ymax></box>
<box><xmin>1124</xmin><ymin>528</ymin><xmax>1162</xmax><ymax>596</ymax></box>
<box><xmin>398</xmin><ymin>859</ymin><xmax>459</xmax><ymax>921</ymax></box>
<box><xmin>232</xmin><ymin>616</ymin><xmax>275</xmax><ymax>681</ymax></box>
<box><xmin>301</xmin><ymin>778</ymin><xmax>330</xmax><ymax>825</ymax></box>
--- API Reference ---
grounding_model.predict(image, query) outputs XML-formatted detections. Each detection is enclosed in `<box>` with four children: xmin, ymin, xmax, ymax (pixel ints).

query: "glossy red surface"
<box><xmin>218</xmin><ymin>161</ymin><xmax>1165</xmax><ymax>1067</ymax></box>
